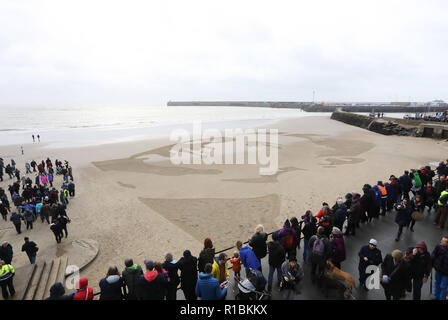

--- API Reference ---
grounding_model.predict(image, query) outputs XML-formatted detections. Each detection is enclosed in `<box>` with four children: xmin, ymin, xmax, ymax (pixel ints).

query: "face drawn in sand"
<box><xmin>139</xmin><ymin>194</ymin><xmax>280</xmax><ymax>250</ymax></box>
<box><xmin>285</xmin><ymin>133</ymin><xmax>375</xmax><ymax>166</ymax></box>
<box><xmin>222</xmin><ymin>166</ymin><xmax>306</xmax><ymax>183</ymax></box>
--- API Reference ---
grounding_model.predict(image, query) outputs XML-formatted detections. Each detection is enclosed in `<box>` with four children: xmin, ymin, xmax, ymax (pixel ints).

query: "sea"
<box><xmin>0</xmin><ymin>104</ymin><xmax>406</xmax><ymax>148</ymax></box>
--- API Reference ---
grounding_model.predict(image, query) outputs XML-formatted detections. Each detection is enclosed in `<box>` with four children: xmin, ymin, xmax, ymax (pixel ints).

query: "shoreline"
<box><xmin>1</xmin><ymin>115</ymin><xmax>448</xmax><ymax>295</ymax></box>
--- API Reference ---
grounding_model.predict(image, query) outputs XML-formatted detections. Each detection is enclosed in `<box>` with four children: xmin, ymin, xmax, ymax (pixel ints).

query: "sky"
<box><xmin>0</xmin><ymin>0</ymin><xmax>447</xmax><ymax>104</ymax></box>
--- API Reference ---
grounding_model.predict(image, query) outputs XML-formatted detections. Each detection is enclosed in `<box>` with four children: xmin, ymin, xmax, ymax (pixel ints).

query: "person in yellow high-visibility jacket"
<box><xmin>0</xmin><ymin>260</ymin><xmax>15</xmax><ymax>300</ymax></box>
<box><xmin>435</xmin><ymin>190</ymin><xmax>448</xmax><ymax>229</ymax></box>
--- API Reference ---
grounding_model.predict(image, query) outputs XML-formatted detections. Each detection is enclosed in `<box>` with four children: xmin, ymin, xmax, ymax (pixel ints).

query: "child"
<box><xmin>230</xmin><ymin>251</ymin><xmax>241</xmax><ymax>279</ymax></box>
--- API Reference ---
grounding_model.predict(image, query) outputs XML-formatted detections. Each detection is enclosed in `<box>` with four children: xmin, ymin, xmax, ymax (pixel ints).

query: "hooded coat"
<box><xmin>122</xmin><ymin>264</ymin><xmax>143</xmax><ymax>300</ymax></box>
<box><xmin>267</xmin><ymin>241</ymin><xmax>286</xmax><ymax>268</ymax></box>
<box><xmin>177</xmin><ymin>251</ymin><xmax>198</xmax><ymax>292</ymax></box>
<box><xmin>239</xmin><ymin>246</ymin><xmax>261</xmax><ymax>271</ymax></box>
<box><xmin>408</xmin><ymin>242</ymin><xmax>431</xmax><ymax>279</ymax></box>
<box><xmin>0</xmin><ymin>244</ymin><xmax>13</xmax><ymax>264</ymax></box>
<box><xmin>73</xmin><ymin>278</ymin><xmax>94</xmax><ymax>300</ymax></box>
<box><xmin>195</xmin><ymin>272</ymin><xmax>226</xmax><ymax>300</ymax></box>
<box><xmin>331</xmin><ymin>233</ymin><xmax>346</xmax><ymax>263</ymax></box>
<box><xmin>99</xmin><ymin>275</ymin><xmax>124</xmax><ymax>300</ymax></box>
<box><xmin>45</xmin><ymin>282</ymin><xmax>74</xmax><ymax>300</ymax></box>
<box><xmin>137</xmin><ymin>270</ymin><xmax>167</xmax><ymax>300</ymax></box>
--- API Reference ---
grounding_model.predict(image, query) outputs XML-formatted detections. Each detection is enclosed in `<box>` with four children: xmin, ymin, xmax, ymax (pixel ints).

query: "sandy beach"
<box><xmin>1</xmin><ymin>115</ymin><xmax>448</xmax><ymax>293</ymax></box>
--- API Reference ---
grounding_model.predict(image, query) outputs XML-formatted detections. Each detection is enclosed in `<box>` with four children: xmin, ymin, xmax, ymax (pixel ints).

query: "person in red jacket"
<box><xmin>73</xmin><ymin>277</ymin><xmax>94</xmax><ymax>300</ymax></box>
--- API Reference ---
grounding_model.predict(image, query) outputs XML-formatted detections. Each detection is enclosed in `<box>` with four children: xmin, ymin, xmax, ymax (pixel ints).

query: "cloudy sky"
<box><xmin>1</xmin><ymin>0</ymin><xmax>447</xmax><ymax>104</ymax></box>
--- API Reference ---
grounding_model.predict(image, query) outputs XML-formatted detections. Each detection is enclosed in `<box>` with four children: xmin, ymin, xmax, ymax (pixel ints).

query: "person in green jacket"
<box><xmin>122</xmin><ymin>259</ymin><xmax>143</xmax><ymax>300</ymax></box>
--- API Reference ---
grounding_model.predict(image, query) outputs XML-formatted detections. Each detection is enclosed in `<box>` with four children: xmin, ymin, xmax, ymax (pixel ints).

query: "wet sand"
<box><xmin>1</xmin><ymin>115</ymin><xmax>448</xmax><ymax>294</ymax></box>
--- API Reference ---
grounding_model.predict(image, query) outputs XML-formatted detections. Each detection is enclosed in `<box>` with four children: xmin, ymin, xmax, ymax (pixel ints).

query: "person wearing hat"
<box><xmin>0</xmin><ymin>260</ymin><xmax>15</xmax><ymax>300</ymax></box>
<box><xmin>177</xmin><ymin>250</ymin><xmax>198</xmax><ymax>300</ymax></box>
<box><xmin>358</xmin><ymin>239</ymin><xmax>383</xmax><ymax>290</ymax></box>
<box><xmin>309</xmin><ymin>226</ymin><xmax>332</xmax><ymax>284</ymax></box>
<box><xmin>394</xmin><ymin>199</ymin><xmax>411</xmax><ymax>241</ymax></box>
<box><xmin>380</xmin><ymin>249</ymin><xmax>412</xmax><ymax>300</ymax></box>
<box><xmin>137</xmin><ymin>259</ymin><xmax>167</xmax><ymax>300</ymax></box>
<box><xmin>407</xmin><ymin>242</ymin><xmax>431</xmax><ymax>300</ymax></box>
<box><xmin>280</xmin><ymin>257</ymin><xmax>304</xmax><ymax>300</ymax></box>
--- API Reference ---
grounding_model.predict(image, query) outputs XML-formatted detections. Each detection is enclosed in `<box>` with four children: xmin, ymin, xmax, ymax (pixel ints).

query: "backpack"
<box><xmin>312</xmin><ymin>237</ymin><xmax>325</xmax><ymax>256</ymax></box>
<box><xmin>282</xmin><ymin>230</ymin><xmax>294</xmax><ymax>249</ymax></box>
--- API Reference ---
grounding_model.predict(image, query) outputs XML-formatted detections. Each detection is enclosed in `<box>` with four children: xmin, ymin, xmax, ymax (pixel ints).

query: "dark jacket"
<box><xmin>198</xmin><ymin>247</ymin><xmax>215</xmax><ymax>273</ymax></box>
<box><xmin>10</xmin><ymin>212</ymin><xmax>23</xmax><ymax>225</ymax></box>
<box><xmin>21</xmin><ymin>240</ymin><xmax>38</xmax><ymax>257</ymax></box>
<box><xmin>99</xmin><ymin>275</ymin><xmax>124</xmax><ymax>300</ymax></box>
<box><xmin>178</xmin><ymin>254</ymin><xmax>198</xmax><ymax>291</ymax></box>
<box><xmin>162</xmin><ymin>260</ymin><xmax>180</xmax><ymax>288</ymax></box>
<box><xmin>45</xmin><ymin>282</ymin><xmax>74</xmax><ymax>300</ymax></box>
<box><xmin>381</xmin><ymin>254</ymin><xmax>412</xmax><ymax>297</ymax></box>
<box><xmin>409</xmin><ymin>245</ymin><xmax>431</xmax><ymax>279</ymax></box>
<box><xmin>348</xmin><ymin>198</ymin><xmax>361</xmax><ymax>224</ymax></box>
<box><xmin>431</xmin><ymin>244</ymin><xmax>448</xmax><ymax>276</ymax></box>
<box><xmin>394</xmin><ymin>203</ymin><xmax>411</xmax><ymax>227</ymax></box>
<box><xmin>249</xmin><ymin>232</ymin><xmax>268</xmax><ymax>260</ymax></box>
<box><xmin>0</xmin><ymin>244</ymin><xmax>13</xmax><ymax>264</ymax></box>
<box><xmin>302</xmin><ymin>218</ymin><xmax>317</xmax><ymax>240</ymax></box>
<box><xmin>122</xmin><ymin>264</ymin><xmax>143</xmax><ymax>300</ymax></box>
<box><xmin>138</xmin><ymin>270</ymin><xmax>168</xmax><ymax>300</ymax></box>
<box><xmin>358</xmin><ymin>245</ymin><xmax>382</xmax><ymax>269</ymax></box>
<box><xmin>267</xmin><ymin>241</ymin><xmax>286</xmax><ymax>268</ymax></box>
<box><xmin>330</xmin><ymin>233</ymin><xmax>346</xmax><ymax>263</ymax></box>
<box><xmin>333</xmin><ymin>204</ymin><xmax>347</xmax><ymax>229</ymax></box>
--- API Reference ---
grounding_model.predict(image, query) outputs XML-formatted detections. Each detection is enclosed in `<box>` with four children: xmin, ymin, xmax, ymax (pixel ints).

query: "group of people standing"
<box><xmin>0</xmin><ymin>156</ymin><xmax>76</xmax><ymax>300</ymax></box>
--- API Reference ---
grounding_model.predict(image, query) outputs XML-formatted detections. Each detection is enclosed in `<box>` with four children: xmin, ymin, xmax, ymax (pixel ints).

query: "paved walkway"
<box><xmin>179</xmin><ymin>206</ymin><xmax>446</xmax><ymax>300</ymax></box>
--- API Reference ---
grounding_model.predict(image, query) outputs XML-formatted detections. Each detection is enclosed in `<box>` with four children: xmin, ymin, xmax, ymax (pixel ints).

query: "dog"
<box><xmin>325</xmin><ymin>260</ymin><xmax>357</xmax><ymax>297</ymax></box>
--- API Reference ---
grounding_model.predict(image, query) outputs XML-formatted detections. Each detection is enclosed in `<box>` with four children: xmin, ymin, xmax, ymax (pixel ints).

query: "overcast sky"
<box><xmin>1</xmin><ymin>0</ymin><xmax>447</xmax><ymax>104</ymax></box>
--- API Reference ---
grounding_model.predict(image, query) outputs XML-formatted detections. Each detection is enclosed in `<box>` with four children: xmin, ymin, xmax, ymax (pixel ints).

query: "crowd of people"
<box><xmin>2</xmin><ymin>156</ymin><xmax>448</xmax><ymax>301</ymax></box>
<box><xmin>0</xmin><ymin>156</ymin><xmax>75</xmax><ymax>300</ymax></box>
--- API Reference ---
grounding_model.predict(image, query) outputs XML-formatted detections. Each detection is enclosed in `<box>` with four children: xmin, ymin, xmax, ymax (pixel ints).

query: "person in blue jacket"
<box><xmin>195</xmin><ymin>263</ymin><xmax>227</xmax><ymax>300</ymax></box>
<box><xmin>236</xmin><ymin>240</ymin><xmax>261</xmax><ymax>276</ymax></box>
<box><xmin>372</xmin><ymin>185</ymin><xmax>382</xmax><ymax>219</ymax></box>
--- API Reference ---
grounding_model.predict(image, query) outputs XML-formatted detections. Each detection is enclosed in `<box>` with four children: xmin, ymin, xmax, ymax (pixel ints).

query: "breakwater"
<box><xmin>166</xmin><ymin>101</ymin><xmax>447</xmax><ymax>113</ymax></box>
<box><xmin>331</xmin><ymin>110</ymin><xmax>448</xmax><ymax>139</ymax></box>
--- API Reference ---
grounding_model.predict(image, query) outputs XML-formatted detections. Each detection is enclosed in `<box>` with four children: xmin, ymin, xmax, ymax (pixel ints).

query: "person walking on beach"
<box><xmin>358</xmin><ymin>239</ymin><xmax>382</xmax><ymax>290</ymax></box>
<box><xmin>0</xmin><ymin>200</ymin><xmax>9</xmax><ymax>222</ymax></box>
<box><xmin>30</xmin><ymin>160</ymin><xmax>36</xmax><ymax>172</ymax></box>
<box><xmin>430</xmin><ymin>236</ymin><xmax>448</xmax><ymax>300</ymax></box>
<box><xmin>50</xmin><ymin>220</ymin><xmax>63</xmax><ymax>243</ymax></box>
<box><xmin>32</xmin><ymin>135</ymin><xmax>35</xmax><ymax>142</ymax></box>
<box><xmin>9</xmin><ymin>211</ymin><xmax>23</xmax><ymax>234</ymax></box>
<box><xmin>24</xmin><ymin>209</ymin><xmax>34</xmax><ymax>230</ymax></box>
<box><xmin>21</xmin><ymin>237</ymin><xmax>38</xmax><ymax>264</ymax></box>
<box><xmin>68</xmin><ymin>182</ymin><xmax>75</xmax><ymax>197</ymax></box>
<box><xmin>177</xmin><ymin>250</ymin><xmax>198</xmax><ymax>301</ymax></box>
<box><xmin>57</xmin><ymin>215</ymin><xmax>70</xmax><ymax>238</ymax></box>
<box><xmin>25</xmin><ymin>162</ymin><xmax>31</xmax><ymax>174</ymax></box>
<box><xmin>20</xmin><ymin>146</ymin><xmax>23</xmax><ymax>155</ymax></box>
<box><xmin>37</xmin><ymin>134</ymin><xmax>40</xmax><ymax>142</ymax></box>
